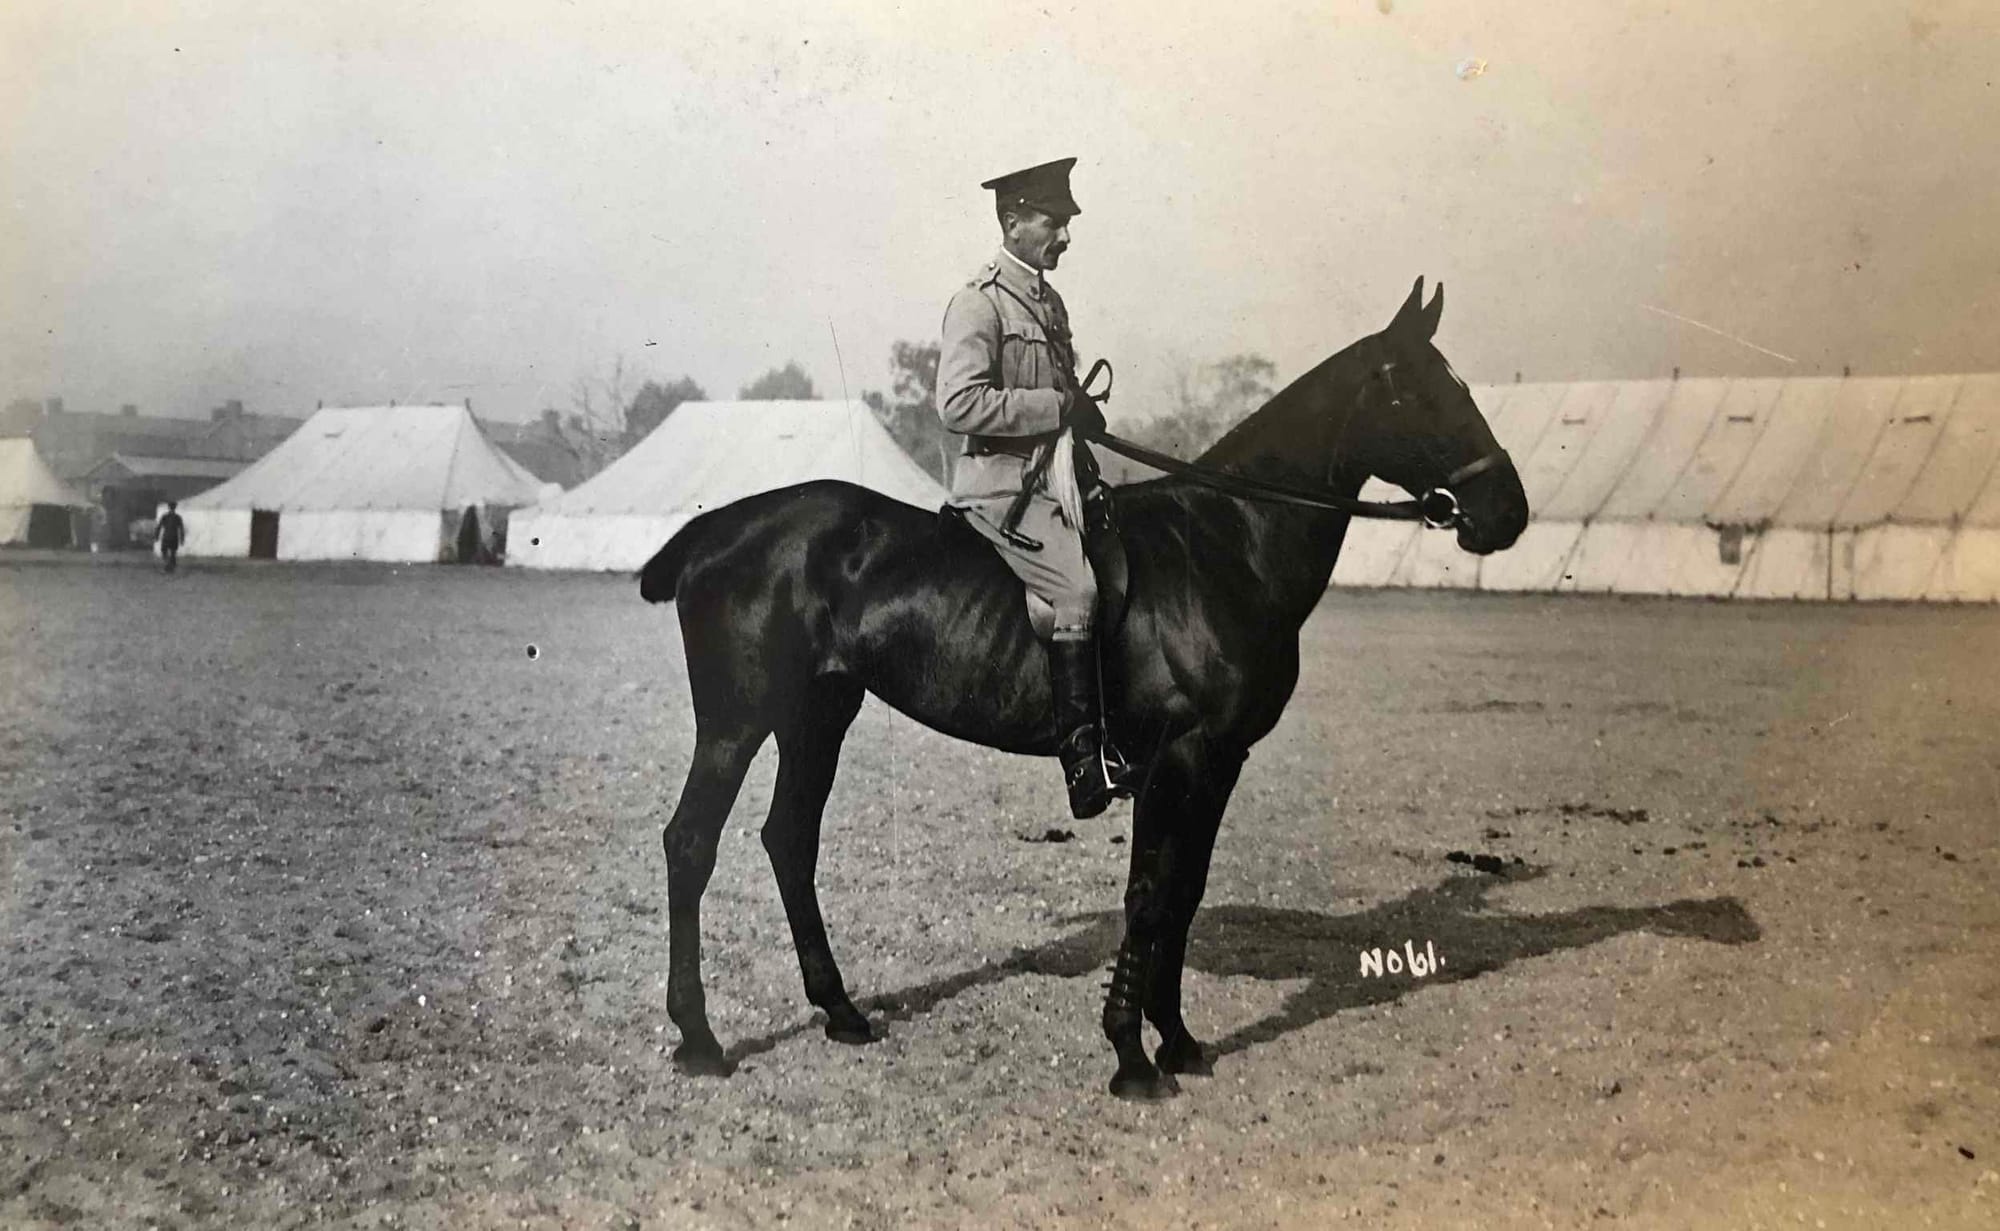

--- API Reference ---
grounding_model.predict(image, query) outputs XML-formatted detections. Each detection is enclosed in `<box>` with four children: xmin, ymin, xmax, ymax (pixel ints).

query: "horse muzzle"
<box><xmin>1437</xmin><ymin>451</ymin><xmax>1527</xmax><ymax>554</ymax></box>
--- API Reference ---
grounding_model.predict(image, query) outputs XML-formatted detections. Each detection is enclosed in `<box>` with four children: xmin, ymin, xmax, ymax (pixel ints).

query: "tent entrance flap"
<box><xmin>249</xmin><ymin>510</ymin><xmax>279</xmax><ymax>559</ymax></box>
<box><xmin>448</xmin><ymin>507</ymin><xmax>493</xmax><ymax>564</ymax></box>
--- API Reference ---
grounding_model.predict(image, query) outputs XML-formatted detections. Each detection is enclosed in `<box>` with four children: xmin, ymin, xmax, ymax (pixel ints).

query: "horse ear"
<box><xmin>1390</xmin><ymin>277</ymin><xmax>1426</xmax><ymax>334</ymax></box>
<box><xmin>1421</xmin><ymin>281</ymin><xmax>1444</xmax><ymax>339</ymax></box>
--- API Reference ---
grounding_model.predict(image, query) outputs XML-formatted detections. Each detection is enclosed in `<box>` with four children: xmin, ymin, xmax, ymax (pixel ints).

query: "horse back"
<box><xmin>638</xmin><ymin>480</ymin><xmax>1067</xmax><ymax>751</ymax></box>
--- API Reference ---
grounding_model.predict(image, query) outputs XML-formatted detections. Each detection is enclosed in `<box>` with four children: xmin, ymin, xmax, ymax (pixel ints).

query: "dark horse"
<box><xmin>638</xmin><ymin>279</ymin><xmax>1529</xmax><ymax>1098</ymax></box>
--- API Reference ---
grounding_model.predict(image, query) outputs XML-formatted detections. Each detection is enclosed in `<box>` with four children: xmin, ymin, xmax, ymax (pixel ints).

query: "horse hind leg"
<box><xmin>762</xmin><ymin>677</ymin><xmax>874</xmax><ymax>1044</ymax></box>
<box><xmin>663</xmin><ymin>724</ymin><xmax>767</xmax><ymax>1076</ymax></box>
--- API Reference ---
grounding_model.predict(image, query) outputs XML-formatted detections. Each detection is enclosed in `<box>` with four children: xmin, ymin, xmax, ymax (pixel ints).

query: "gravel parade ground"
<box><xmin>2</xmin><ymin>557</ymin><xmax>1994</xmax><ymax>1229</ymax></box>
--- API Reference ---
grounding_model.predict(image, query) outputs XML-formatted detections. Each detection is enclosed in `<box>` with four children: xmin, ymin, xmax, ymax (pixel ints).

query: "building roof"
<box><xmin>85</xmin><ymin>453</ymin><xmax>249</xmax><ymax>482</ymax></box>
<box><xmin>478</xmin><ymin>415</ymin><xmax>596</xmax><ymax>488</ymax></box>
<box><xmin>5</xmin><ymin>408</ymin><xmax>304</xmax><ymax>480</ymax></box>
<box><xmin>29</xmin><ymin>412</ymin><xmax>215</xmax><ymax>480</ymax></box>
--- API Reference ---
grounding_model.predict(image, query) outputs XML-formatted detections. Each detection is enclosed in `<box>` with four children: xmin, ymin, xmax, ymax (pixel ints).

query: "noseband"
<box><xmin>1416</xmin><ymin>449</ymin><xmax>1509</xmax><ymax>529</ymax></box>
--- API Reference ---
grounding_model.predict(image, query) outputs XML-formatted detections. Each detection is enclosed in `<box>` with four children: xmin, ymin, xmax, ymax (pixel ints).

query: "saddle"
<box><xmin>938</xmin><ymin>500</ymin><xmax>1131</xmax><ymax>643</ymax></box>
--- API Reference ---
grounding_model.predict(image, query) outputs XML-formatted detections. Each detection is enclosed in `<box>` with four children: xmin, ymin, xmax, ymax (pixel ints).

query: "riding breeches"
<box><xmin>953</xmin><ymin>492</ymin><xmax>1097</xmax><ymax>640</ymax></box>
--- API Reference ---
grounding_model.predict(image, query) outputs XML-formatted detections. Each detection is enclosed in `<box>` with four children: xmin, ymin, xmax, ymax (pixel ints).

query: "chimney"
<box><xmin>121</xmin><ymin>403</ymin><xmax>138</xmax><ymax>417</ymax></box>
<box><xmin>45</xmin><ymin>396</ymin><xmax>63</xmax><ymax>415</ymax></box>
<box><xmin>541</xmin><ymin>408</ymin><xmax>562</xmax><ymax>435</ymax></box>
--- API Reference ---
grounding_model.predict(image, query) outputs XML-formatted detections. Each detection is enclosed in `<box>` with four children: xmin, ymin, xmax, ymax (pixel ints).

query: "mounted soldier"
<box><xmin>937</xmin><ymin>156</ymin><xmax>1132</xmax><ymax>820</ymax></box>
<box><xmin>642</xmin><ymin>256</ymin><xmax>1530</xmax><ymax>1093</ymax></box>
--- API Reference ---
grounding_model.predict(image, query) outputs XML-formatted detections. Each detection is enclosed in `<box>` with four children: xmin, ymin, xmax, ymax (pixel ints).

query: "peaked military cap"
<box><xmin>981</xmin><ymin>157</ymin><xmax>1082</xmax><ymax>218</ymax></box>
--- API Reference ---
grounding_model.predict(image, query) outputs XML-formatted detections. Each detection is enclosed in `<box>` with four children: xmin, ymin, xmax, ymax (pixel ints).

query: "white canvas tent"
<box><xmin>181</xmin><ymin>404</ymin><xmax>554</xmax><ymax>562</ymax></box>
<box><xmin>1330</xmin><ymin>373</ymin><xmax>2000</xmax><ymax>601</ymax></box>
<box><xmin>510</xmin><ymin>399</ymin><xmax>949</xmax><ymax>572</ymax></box>
<box><xmin>0</xmin><ymin>438</ymin><xmax>92</xmax><ymax>547</ymax></box>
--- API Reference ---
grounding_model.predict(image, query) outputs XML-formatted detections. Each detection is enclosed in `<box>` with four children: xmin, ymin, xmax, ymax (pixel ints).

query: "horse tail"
<box><xmin>638</xmin><ymin>524</ymin><xmax>699</xmax><ymax>604</ymax></box>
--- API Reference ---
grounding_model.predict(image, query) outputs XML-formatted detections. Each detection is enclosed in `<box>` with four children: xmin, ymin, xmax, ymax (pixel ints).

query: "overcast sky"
<box><xmin>3</xmin><ymin>0</ymin><xmax>1996</xmax><ymax>424</ymax></box>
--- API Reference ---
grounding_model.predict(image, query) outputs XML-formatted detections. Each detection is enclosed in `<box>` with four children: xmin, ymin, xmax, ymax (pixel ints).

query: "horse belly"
<box><xmin>842</xmin><ymin>572</ymin><xmax>1055</xmax><ymax>756</ymax></box>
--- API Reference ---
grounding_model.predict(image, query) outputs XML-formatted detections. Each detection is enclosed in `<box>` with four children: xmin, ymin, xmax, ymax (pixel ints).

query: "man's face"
<box><xmin>1004</xmin><ymin>207</ymin><xmax>1072</xmax><ymax>271</ymax></box>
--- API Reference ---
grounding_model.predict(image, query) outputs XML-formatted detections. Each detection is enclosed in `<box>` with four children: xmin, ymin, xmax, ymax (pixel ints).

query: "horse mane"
<box><xmin>1107</xmin><ymin>337</ymin><xmax>1372</xmax><ymax>501</ymax></box>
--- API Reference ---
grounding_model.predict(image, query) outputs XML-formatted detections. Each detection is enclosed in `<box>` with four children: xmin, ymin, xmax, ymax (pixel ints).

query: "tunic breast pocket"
<box><xmin>1000</xmin><ymin>325</ymin><xmax>1049</xmax><ymax>390</ymax></box>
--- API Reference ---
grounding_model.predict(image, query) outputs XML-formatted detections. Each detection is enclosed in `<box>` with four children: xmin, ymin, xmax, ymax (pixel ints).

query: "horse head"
<box><xmin>1345</xmin><ymin>277</ymin><xmax>1528</xmax><ymax>555</ymax></box>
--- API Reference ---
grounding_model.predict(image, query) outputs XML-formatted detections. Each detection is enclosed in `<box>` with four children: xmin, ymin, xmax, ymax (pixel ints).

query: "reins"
<box><xmin>1085</xmin><ymin>429</ymin><xmax>1504</xmax><ymax>530</ymax></box>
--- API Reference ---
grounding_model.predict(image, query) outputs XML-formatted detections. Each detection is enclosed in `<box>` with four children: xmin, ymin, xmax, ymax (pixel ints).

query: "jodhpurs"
<box><xmin>954</xmin><ymin>492</ymin><xmax>1097</xmax><ymax>640</ymax></box>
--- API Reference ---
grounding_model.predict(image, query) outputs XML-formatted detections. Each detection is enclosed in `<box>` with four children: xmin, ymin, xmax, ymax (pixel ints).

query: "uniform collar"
<box><xmin>993</xmin><ymin>246</ymin><xmax>1049</xmax><ymax>299</ymax></box>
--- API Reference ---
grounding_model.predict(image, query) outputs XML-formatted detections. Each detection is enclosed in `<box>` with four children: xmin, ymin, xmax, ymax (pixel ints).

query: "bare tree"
<box><xmin>1125</xmin><ymin>352</ymin><xmax>1276</xmax><ymax>461</ymax></box>
<box><xmin>569</xmin><ymin>355</ymin><xmax>638</xmax><ymax>474</ymax></box>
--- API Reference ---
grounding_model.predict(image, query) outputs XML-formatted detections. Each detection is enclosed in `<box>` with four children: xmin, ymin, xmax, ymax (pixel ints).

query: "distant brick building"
<box><xmin>0</xmin><ymin>398</ymin><xmax>305</xmax><ymax>548</ymax></box>
<box><xmin>480</xmin><ymin>409</ymin><xmax>601</xmax><ymax>489</ymax></box>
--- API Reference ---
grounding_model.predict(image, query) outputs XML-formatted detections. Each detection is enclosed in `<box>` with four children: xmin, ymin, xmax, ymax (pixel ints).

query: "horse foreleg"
<box><xmin>764</xmin><ymin>680</ymin><xmax>873</xmax><ymax>1045</ymax></box>
<box><xmin>662</xmin><ymin>727</ymin><xmax>766</xmax><ymax>1076</ymax></box>
<box><xmin>1100</xmin><ymin>733</ymin><xmax>1188</xmax><ymax>1100</ymax></box>
<box><xmin>1101</xmin><ymin>733</ymin><xmax>1243</xmax><ymax>1098</ymax></box>
<box><xmin>1103</xmin><ymin>829</ymin><xmax>1175</xmax><ymax>1099</ymax></box>
<box><xmin>1146</xmin><ymin>741</ymin><xmax>1244</xmax><ymax>1078</ymax></box>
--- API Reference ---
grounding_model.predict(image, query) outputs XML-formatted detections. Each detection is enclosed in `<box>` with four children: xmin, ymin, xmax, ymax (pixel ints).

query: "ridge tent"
<box><xmin>509</xmin><ymin>399</ymin><xmax>949</xmax><ymax>572</ymax></box>
<box><xmin>0</xmin><ymin>438</ymin><xmax>92</xmax><ymax>547</ymax></box>
<box><xmin>1326</xmin><ymin>373</ymin><xmax>2000</xmax><ymax>601</ymax></box>
<box><xmin>180</xmin><ymin>404</ymin><xmax>554</xmax><ymax>563</ymax></box>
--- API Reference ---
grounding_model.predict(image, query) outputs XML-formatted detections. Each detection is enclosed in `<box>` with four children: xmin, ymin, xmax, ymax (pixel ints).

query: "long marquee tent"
<box><xmin>509</xmin><ymin>399</ymin><xmax>950</xmax><ymax>571</ymax></box>
<box><xmin>181</xmin><ymin>404</ymin><xmax>554</xmax><ymax>563</ymax></box>
<box><xmin>1331</xmin><ymin>373</ymin><xmax>2000</xmax><ymax>602</ymax></box>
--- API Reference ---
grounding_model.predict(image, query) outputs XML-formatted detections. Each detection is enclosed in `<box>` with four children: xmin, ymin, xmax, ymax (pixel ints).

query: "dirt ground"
<box><xmin>1</xmin><ymin>554</ymin><xmax>1995</xmax><ymax>1230</ymax></box>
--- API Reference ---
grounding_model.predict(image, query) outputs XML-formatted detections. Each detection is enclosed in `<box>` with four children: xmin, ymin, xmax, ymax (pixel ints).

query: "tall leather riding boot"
<box><xmin>1047</xmin><ymin>637</ymin><xmax>1127</xmax><ymax>820</ymax></box>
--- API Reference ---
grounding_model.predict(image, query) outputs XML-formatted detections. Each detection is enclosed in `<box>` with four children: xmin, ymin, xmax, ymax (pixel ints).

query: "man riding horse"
<box><xmin>938</xmin><ymin>156</ymin><xmax>1133</xmax><ymax>820</ymax></box>
<box><xmin>640</xmin><ymin>166</ymin><xmax>1531</xmax><ymax>1092</ymax></box>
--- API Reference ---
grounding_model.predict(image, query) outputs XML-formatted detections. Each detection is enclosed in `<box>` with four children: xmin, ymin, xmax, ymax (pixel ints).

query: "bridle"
<box><xmin>1368</xmin><ymin>358</ymin><xmax>1511</xmax><ymax>530</ymax></box>
<box><xmin>1084</xmin><ymin>358</ymin><xmax>1509</xmax><ymax>531</ymax></box>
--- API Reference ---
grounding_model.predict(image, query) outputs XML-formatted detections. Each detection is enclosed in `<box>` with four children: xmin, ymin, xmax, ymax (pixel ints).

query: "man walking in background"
<box><xmin>155</xmin><ymin>502</ymin><xmax>186</xmax><ymax>574</ymax></box>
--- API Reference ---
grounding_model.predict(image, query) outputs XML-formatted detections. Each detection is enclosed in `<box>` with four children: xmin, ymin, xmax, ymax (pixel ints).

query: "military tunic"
<box><xmin>937</xmin><ymin>249</ymin><xmax>1097</xmax><ymax>636</ymax></box>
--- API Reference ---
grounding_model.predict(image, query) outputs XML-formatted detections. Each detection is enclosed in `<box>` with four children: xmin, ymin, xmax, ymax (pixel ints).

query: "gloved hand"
<box><xmin>1063</xmin><ymin>386</ymin><xmax>1107</xmax><ymax>437</ymax></box>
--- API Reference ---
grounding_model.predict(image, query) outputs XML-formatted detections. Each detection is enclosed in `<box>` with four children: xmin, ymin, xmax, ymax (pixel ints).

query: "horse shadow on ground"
<box><xmin>722</xmin><ymin>865</ymin><xmax>1760</xmax><ymax>1065</ymax></box>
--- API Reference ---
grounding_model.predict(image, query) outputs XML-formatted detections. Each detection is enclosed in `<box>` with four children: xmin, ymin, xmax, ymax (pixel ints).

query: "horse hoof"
<box><xmin>671</xmin><ymin>1043</ymin><xmax>736</xmax><ymax>1078</ymax></box>
<box><xmin>1108</xmin><ymin>1067</ymin><xmax>1181</xmax><ymax>1101</ymax></box>
<box><xmin>825</xmin><ymin>1020</ymin><xmax>877</xmax><ymax>1046</ymax></box>
<box><xmin>823</xmin><ymin>1005</ymin><xmax>877</xmax><ymax>1045</ymax></box>
<box><xmin>1155</xmin><ymin>1036</ymin><xmax>1214</xmax><ymax>1077</ymax></box>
